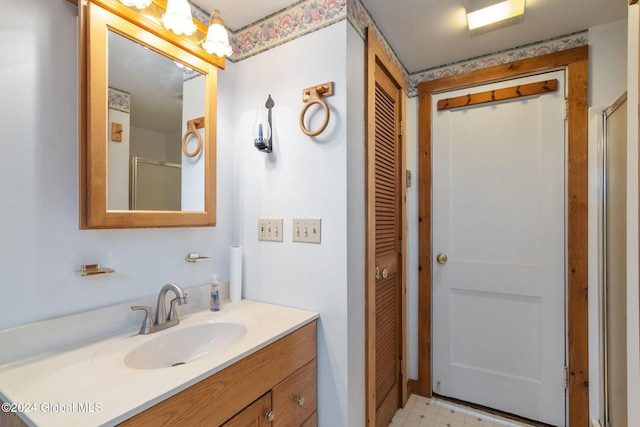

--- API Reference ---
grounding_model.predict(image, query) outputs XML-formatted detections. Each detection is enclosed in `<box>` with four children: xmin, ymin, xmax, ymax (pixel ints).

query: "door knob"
<box><xmin>436</xmin><ymin>253</ymin><xmax>448</xmax><ymax>265</ymax></box>
<box><xmin>265</xmin><ymin>410</ymin><xmax>275</xmax><ymax>422</ymax></box>
<box><xmin>375</xmin><ymin>266</ymin><xmax>389</xmax><ymax>280</ymax></box>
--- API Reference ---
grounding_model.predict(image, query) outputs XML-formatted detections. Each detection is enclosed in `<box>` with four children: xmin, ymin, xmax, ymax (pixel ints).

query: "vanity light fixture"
<box><xmin>464</xmin><ymin>0</ymin><xmax>525</xmax><ymax>31</ymax></box>
<box><xmin>162</xmin><ymin>0</ymin><xmax>196</xmax><ymax>36</ymax></box>
<box><xmin>202</xmin><ymin>9</ymin><xmax>233</xmax><ymax>57</ymax></box>
<box><xmin>254</xmin><ymin>95</ymin><xmax>275</xmax><ymax>153</ymax></box>
<box><xmin>118</xmin><ymin>0</ymin><xmax>152</xmax><ymax>9</ymax></box>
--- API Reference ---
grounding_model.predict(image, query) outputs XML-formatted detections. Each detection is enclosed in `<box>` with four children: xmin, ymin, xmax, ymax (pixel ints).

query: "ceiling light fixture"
<box><xmin>162</xmin><ymin>0</ymin><xmax>196</xmax><ymax>36</ymax></box>
<box><xmin>202</xmin><ymin>9</ymin><xmax>233</xmax><ymax>57</ymax></box>
<box><xmin>464</xmin><ymin>0</ymin><xmax>525</xmax><ymax>31</ymax></box>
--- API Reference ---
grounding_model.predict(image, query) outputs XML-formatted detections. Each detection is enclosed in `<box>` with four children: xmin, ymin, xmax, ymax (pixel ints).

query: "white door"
<box><xmin>432</xmin><ymin>70</ymin><xmax>567</xmax><ymax>426</ymax></box>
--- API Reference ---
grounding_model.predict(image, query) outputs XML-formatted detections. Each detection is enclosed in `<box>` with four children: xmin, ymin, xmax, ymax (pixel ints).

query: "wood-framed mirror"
<box><xmin>78</xmin><ymin>0</ymin><xmax>222</xmax><ymax>228</ymax></box>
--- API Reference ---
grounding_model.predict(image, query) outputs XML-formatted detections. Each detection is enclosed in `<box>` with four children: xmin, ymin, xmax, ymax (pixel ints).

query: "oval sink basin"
<box><xmin>124</xmin><ymin>322</ymin><xmax>247</xmax><ymax>370</ymax></box>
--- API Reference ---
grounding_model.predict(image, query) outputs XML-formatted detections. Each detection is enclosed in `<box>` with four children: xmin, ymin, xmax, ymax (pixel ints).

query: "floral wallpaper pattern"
<box><xmin>227</xmin><ymin>0</ymin><xmax>347</xmax><ymax>61</ymax></box>
<box><xmin>190</xmin><ymin>0</ymin><xmax>588</xmax><ymax>97</ymax></box>
<box><xmin>108</xmin><ymin>87</ymin><xmax>130</xmax><ymax>113</ymax></box>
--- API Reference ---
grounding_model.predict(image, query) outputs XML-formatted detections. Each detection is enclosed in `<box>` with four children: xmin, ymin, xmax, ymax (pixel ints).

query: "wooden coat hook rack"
<box><xmin>300</xmin><ymin>81</ymin><xmax>334</xmax><ymax>137</ymax></box>
<box><xmin>437</xmin><ymin>79</ymin><xmax>559</xmax><ymax>111</ymax></box>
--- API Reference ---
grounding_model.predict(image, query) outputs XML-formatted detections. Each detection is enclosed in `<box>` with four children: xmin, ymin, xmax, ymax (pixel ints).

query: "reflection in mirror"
<box><xmin>107</xmin><ymin>30</ymin><xmax>205</xmax><ymax>211</ymax></box>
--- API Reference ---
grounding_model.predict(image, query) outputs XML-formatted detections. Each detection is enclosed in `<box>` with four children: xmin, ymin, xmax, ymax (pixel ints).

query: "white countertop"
<box><xmin>0</xmin><ymin>300</ymin><xmax>318</xmax><ymax>426</ymax></box>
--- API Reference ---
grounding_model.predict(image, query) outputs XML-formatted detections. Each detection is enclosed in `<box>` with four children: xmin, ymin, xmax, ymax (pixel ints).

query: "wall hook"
<box><xmin>299</xmin><ymin>81</ymin><xmax>334</xmax><ymax>137</ymax></box>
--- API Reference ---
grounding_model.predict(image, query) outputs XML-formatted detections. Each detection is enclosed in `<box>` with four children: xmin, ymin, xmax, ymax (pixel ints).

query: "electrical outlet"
<box><xmin>258</xmin><ymin>218</ymin><xmax>283</xmax><ymax>242</ymax></box>
<box><xmin>292</xmin><ymin>218</ymin><xmax>321</xmax><ymax>243</ymax></box>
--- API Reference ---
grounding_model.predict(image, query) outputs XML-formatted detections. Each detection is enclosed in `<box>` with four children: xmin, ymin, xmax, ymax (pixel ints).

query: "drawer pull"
<box><xmin>265</xmin><ymin>410</ymin><xmax>275</xmax><ymax>422</ymax></box>
<box><xmin>295</xmin><ymin>396</ymin><xmax>305</xmax><ymax>407</ymax></box>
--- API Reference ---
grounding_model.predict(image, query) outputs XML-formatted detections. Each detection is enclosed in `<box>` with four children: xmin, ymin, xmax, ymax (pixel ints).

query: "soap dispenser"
<box><xmin>210</xmin><ymin>274</ymin><xmax>220</xmax><ymax>311</ymax></box>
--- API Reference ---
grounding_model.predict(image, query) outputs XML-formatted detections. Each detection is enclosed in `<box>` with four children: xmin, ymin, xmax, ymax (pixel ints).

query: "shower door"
<box><xmin>603</xmin><ymin>93</ymin><xmax>627</xmax><ymax>427</ymax></box>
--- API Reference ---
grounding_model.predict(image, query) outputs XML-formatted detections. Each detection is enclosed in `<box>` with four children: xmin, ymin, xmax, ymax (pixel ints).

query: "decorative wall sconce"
<box><xmin>254</xmin><ymin>95</ymin><xmax>275</xmax><ymax>153</ymax></box>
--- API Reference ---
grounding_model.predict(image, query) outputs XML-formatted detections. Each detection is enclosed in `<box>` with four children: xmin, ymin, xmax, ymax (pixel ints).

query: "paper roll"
<box><xmin>229</xmin><ymin>246</ymin><xmax>243</xmax><ymax>302</ymax></box>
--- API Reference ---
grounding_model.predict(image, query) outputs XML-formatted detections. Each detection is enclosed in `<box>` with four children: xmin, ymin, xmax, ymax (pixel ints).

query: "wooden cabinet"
<box><xmin>272</xmin><ymin>359</ymin><xmax>316</xmax><ymax>425</ymax></box>
<box><xmin>222</xmin><ymin>393</ymin><xmax>272</xmax><ymax>427</ymax></box>
<box><xmin>119</xmin><ymin>321</ymin><xmax>317</xmax><ymax>426</ymax></box>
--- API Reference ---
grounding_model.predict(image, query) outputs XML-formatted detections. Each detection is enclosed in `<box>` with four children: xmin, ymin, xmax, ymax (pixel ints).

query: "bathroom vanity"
<box><xmin>0</xmin><ymin>299</ymin><xmax>318</xmax><ymax>426</ymax></box>
<box><xmin>120</xmin><ymin>321</ymin><xmax>317</xmax><ymax>426</ymax></box>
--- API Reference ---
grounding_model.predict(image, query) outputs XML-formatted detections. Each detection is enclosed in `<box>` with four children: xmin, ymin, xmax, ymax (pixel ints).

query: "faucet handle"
<box><xmin>131</xmin><ymin>305</ymin><xmax>154</xmax><ymax>335</ymax></box>
<box><xmin>167</xmin><ymin>296</ymin><xmax>186</xmax><ymax>322</ymax></box>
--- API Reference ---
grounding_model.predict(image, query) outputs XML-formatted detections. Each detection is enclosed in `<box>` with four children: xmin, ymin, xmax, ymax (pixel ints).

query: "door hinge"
<box><xmin>564</xmin><ymin>98</ymin><xmax>568</xmax><ymax>120</ymax></box>
<box><xmin>399</xmin><ymin>120</ymin><xmax>403</xmax><ymax>136</ymax></box>
<box><xmin>564</xmin><ymin>366</ymin><xmax>568</xmax><ymax>389</ymax></box>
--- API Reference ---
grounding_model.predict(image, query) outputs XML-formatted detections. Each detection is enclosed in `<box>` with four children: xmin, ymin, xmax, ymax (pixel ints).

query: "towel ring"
<box><xmin>299</xmin><ymin>91</ymin><xmax>330</xmax><ymax>137</ymax></box>
<box><xmin>182</xmin><ymin>117</ymin><xmax>204</xmax><ymax>158</ymax></box>
<box><xmin>299</xmin><ymin>82</ymin><xmax>334</xmax><ymax>137</ymax></box>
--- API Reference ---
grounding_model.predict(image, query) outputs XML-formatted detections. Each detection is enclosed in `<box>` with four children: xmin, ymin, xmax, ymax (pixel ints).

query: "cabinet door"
<box><xmin>223</xmin><ymin>392</ymin><xmax>272</xmax><ymax>427</ymax></box>
<box><xmin>272</xmin><ymin>359</ymin><xmax>316</xmax><ymax>425</ymax></box>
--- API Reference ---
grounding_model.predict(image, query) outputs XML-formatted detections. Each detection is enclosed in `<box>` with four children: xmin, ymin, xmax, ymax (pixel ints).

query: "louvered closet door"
<box><xmin>373</xmin><ymin>62</ymin><xmax>402</xmax><ymax>427</ymax></box>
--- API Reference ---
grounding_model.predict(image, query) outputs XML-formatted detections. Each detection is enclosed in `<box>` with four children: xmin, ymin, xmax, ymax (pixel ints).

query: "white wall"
<box><xmin>228</xmin><ymin>20</ymin><xmax>362</xmax><ymax>426</ymax></box>
<box><xmin>182</xmin><ymin>75</ymin><xmax>206</xmax><ymax>211</ymax></box>
<box><xmin>590</xmin><ymin>19</ymin><xmax>628</xmax><ymax>107</ymax></box>
<box><xmin>130</xmin><ymin>126</ymin><xmax>169</xmax><ymax>160</ymax></box>
<box><xmin>406</xmin><ymin>97</ymin><xmax>419</xmax><ymax>380</ymax></box>
<box><xmin>108</xmin><ymin>108</ymin><xmax>130</xmax><ymax>210</ymax></box>
<box><xmin>0</xmin><ymin>0</ymin><xmax>234</xmax><ymax>330</ymax></box>
<box><xmin>346</xmin><ymin>23</ymin><xmax>366</xmax><ymax>427</ymax></box>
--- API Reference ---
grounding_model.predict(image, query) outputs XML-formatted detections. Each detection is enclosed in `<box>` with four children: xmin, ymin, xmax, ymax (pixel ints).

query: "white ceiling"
<box><xmin>195</xmin><ymin>0</ymin><xmax>629</xmax><ymax>73</ymax></box>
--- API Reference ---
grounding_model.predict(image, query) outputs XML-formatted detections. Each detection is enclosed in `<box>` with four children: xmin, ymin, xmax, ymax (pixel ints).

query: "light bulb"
<box><xmin>119</xmin><ymin>0</ymin><xmax>152</xmax><ymax>9</ymax></box>
<box><xmin>202</xmin><ymin>10</ymin><xmax>233</xmax><ymax>57</ymax></box>
<box><xmin>162</xmin><ymin>0</ymin><xmax>196</xmax><ymax>36</ymax></box>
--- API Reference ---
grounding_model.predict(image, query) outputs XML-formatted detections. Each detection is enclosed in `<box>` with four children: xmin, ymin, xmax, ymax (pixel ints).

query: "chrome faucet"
<box><xmin>131</xmin><ymin>283</ymin><xmax>188</xmax><ymax>335</ymax></box>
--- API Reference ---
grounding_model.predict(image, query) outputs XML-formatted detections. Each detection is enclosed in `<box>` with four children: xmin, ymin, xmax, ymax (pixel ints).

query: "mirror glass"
<box><xmin>107</xmin><ymin>30</ymin><xmax>205</xmax><ymax>212</ymax></box>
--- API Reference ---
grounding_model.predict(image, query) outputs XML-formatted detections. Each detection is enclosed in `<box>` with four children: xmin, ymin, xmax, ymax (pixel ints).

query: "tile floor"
<box><xmin>389</xmin><ymin>394</ymin><xmax>536</xmax><ymax>427</ymax></box>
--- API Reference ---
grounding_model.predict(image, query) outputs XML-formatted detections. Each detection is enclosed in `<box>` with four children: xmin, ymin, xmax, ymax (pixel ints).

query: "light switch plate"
<box><xmin>258</xmin><ymin>218</ymin><xmax>283</xmax><ymax>242</ymax></box>
<box><xmin>292</xmin><ymin>218</ymin><xmax>321</xmax><ymax>243</ymax></box>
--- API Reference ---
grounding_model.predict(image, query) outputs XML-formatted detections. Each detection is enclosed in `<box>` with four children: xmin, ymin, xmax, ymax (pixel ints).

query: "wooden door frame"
<box><xmin>365</xmin><ymin>28</ymin><xmax>408</xmax><ymax>426</ymax></box>
<box><xmin>417</xmin><ymin>46</ymin><xmax>589</xmax><ymax>426</ymax></box>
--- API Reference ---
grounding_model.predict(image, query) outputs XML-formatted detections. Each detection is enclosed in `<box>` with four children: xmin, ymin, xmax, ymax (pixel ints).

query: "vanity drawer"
<box><xmin>272</xmin><ymin>358</ymin><xmax>316</xmax><ymax>426</ymax></box>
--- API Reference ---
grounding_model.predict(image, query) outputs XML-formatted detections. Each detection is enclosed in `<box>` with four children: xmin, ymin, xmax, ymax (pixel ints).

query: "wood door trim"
<box><xmin>417</xmin><ymin>46</ymin><xmax>589</xmax><ymax>426</ymax></box>
<box><xmin>365</xmin><ymin>27</ymin><xmax>408</xmax><ymax>426</ymax></box>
